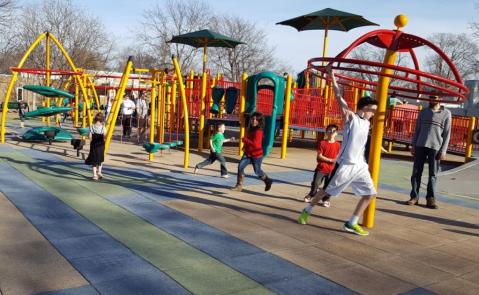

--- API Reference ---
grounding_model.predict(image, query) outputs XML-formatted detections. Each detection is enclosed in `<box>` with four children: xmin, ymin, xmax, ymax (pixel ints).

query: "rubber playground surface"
<box><xmin>1</xmin><ymin>118</ymin><xmax>479</xmax><ymax>295</ymax></box>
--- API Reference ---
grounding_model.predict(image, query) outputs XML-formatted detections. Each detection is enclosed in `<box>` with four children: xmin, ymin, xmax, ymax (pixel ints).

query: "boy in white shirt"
<box><xmin>298</xmin><ymin>65</ymin><xmax>379</xmax><ymax>236</ymax></box>
<box><xmin>121</xmin><ymin>94</ymin><xmax>135</xmax><ymax>138</ymax></box>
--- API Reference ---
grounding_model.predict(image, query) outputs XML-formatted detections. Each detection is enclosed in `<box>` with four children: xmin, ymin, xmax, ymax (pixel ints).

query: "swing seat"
<box><xmin>163</xmin><ymin>142</ymin><xmax>178</xmax><ymax>148</ymax></box>
<box><xmin>171</xmin><ymin>140</ymin><xmax>184</xmax><ymax>146</ymax></box>
<box><xmin>142</xmin><ymin>142</ymin><xmax>170</xmax><ymax>153</ymax></box>
<box><xmin>77</xmin><ymin>128</ymin><xmax>90</xmax><ymax>137</ymax></box>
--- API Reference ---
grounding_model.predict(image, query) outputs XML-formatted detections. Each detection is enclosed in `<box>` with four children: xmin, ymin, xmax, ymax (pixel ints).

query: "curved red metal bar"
<box><xmin>307</xmin><ymin>57</ymin><xmax>467</xmax><ymax>103</ymax></box>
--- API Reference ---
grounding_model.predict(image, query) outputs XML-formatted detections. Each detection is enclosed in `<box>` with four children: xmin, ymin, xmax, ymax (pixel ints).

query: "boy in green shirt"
<box><xmin>194</xmin><ymin>123</ymin><xmax>235</xmax><ymax>178</ymax></box>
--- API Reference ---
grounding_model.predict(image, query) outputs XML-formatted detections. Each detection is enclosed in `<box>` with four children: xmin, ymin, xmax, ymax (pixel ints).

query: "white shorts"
<box><xmin>325</xmin><ymin>160</ymin><xmax>377</xmax><ymax>197</ymax></box>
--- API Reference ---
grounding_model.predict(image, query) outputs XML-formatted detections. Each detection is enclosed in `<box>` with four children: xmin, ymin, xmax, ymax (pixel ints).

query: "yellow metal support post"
<box><xmin>198</xmin><ymin>72</ymin><xmax>207</xmax><ymax>152</ymax></box>
<box><xmin>363</xmin><ymin>15</ymin><xmax>407</xmax><ymax>228</ymax></box>
<box><xmin>172</xmin><ymin>55</ymin><xmax>190</xmax><ymax>168</ymax></box>
<box><xmin>465</xmin><ymin>117</ymin><xmax>476</xmax><ymax>163</ymax></box>
<box><xmin>281</xmin><ymin>75</ymin><xmax>292</xmax><ymax>159</ymax></box>
<box><xmin>104</xmin><ymin>56</ymin><xmax>134</xmax><ymax>156</ymax></box>
<box><xmin>239</xmin><ymin>73</ymin><xmax>247</xmax><ymax>156</ymax></box>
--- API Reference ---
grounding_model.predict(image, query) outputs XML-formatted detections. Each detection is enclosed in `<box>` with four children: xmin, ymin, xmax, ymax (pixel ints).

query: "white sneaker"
<box><xmin>320</xmin><ymin>201</ymin><xmax>330</xmax><ymax>208</ymax></box>
<box><xmin>304</xmin><ymin>195</ymin><xmax>312</xmax><ymax>203</ymax></box>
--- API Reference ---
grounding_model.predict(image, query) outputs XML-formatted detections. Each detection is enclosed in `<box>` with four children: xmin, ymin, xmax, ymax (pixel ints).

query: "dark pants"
<box><xmin>122</xmin><ymin>115</ymin><xmax>132</xmax><ymax>136</ymax></box>
<box><xmin>197</xmin><ymin>151</ymin><xmax>228</xmax><ymax>176</ymax></box>
<box><xmin>410</xmin><ymin>146</ymin><xmax>440</xmax><ymax>200</ymax></box>
<box><xmin>310</xmin><ymin>169</ymin><xmax>332</xmax><ymax>201</ymax></box>
<box><xmin>238</xmin><ymin>154</ymin><xmax>265</xmax><ymax>178</ymax></box>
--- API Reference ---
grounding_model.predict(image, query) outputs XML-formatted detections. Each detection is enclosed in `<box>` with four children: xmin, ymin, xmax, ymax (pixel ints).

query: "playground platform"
<box><xmin>1</xmin><ymin>118</ymin><xmax>479</xmax><ymax>295</ymax></box>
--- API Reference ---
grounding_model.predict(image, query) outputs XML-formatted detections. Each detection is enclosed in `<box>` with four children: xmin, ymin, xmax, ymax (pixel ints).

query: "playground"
<box><xmin>1</xmin><ymin>8</ymin><xmax>479</xmax><ymax>295</ymax></box>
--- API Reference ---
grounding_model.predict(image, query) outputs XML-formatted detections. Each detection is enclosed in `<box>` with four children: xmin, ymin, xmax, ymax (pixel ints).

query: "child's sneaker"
<box><xmin>298</xmin><ymin>209</ymin><xmax>310</xmax><ymax>225</ymax></box>
<box><xmin>221</xmin><ymin>175</ymin><xmax>230</xmax><ymax>178</ymax></box>
<box><xmin>342</xmin><ymin>222</ymin><xmax>369</xmax><ymax>236</ymax></box>
<box><xmin>194</xmin><ymin>166</ymin><xmax>199</xmax><ymax>174</ymax></box>
<box><xmin>304</xmin><ymin>195</ymin><xmax>312</xmax><ymax>203</ymax></box>
<box><xmin>320</xmin><ymin>201</ymin><xmax>330</xmax><ymax>207</ymax></box>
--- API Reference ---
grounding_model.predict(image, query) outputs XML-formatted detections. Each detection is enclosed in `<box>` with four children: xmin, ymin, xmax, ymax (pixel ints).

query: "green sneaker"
<box><xmin>298</xmin><ymin>209</ymin><xmax>310</xmax><ymax>225</ymax></box>
<box><xmin>343</xmin><ymin>222</ymin><xmax>369</xmax><ymax>236</ymax></box>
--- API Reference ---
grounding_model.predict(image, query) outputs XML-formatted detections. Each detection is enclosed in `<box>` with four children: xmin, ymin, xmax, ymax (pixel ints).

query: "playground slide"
<box><xmin>261</xmin><ymin>115</ymin><xmax>275</xmax><ymax>158</ymax></box>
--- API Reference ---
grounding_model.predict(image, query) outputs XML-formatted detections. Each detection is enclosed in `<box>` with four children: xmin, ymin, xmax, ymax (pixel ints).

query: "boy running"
<box><xmin>304</xmin><ymin>124</ymin><xmax>340</xmax><ymax>208</ymax></box>
<box><xmin>298</xmin><ymin>65</ymin><xmax>378</xmax><ymax>236</ymax></box>
<box><xmin>194</xmin><ymin>123</ymin><xmax>235</xmax><ymax>178</ymax></box>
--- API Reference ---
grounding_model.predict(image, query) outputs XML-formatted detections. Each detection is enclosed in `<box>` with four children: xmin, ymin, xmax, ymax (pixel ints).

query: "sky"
<box><xmin>43</xmin><ymin>0</ymin><xmax>479</xmax><ymax>72</ymax></box>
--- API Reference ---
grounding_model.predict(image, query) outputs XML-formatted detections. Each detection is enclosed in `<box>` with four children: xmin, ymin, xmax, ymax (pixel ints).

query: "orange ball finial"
<box><xmin>394</xmin><ymin>15</ymin><xmax>408</xmax><ymax>29</ymax></box>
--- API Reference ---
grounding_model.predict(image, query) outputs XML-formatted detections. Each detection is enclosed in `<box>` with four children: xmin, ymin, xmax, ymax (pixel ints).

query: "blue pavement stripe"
<box><xmin>399</xmin><ymin>288</ymin><xmax>438</xmax><ymax>295</ymax></box>
<box><xmin>52</xmin><ymin>234</ymin><xmax>135</xmax><ymax>260</ymax></box>
<box><xmin>265</xmin><ymin>273</ymin><xmax>357</xmax><ymax>295</ymax></box>
<box><xmin>223</xmin><ymin>252</ymin><xmax>312</xmax><ymax>285</ymax></box>
<box><xmin>3</xmin><ymin>191</ymin><xmax>85</xmax><ymax>225</ymax></box>
<box><xmin>113</xmin><ymin>201</ymin><xmax>194</xmax><ymax>226</ymax></box>
<box><xmin>92</xmin><ymin>270</ymin><xmax>192</xmax><ymax>295</ymax></box>
<box><xmin>33</xmin><ymin>285</ymin><xmax>100</xmax><ymax>295</ymax></box>
<box><xmin>68</xmin><ymin>252</ymin><xmax>158</xmax><ymax>284</ymax></box>
<box><xmin>34</xmin><ymin>220</ymin><xmax>105</xmax><ymax>241</ymax></box>
<box><xmin>17</xmin><ymin>148</ymin><xmax>67</xmax><ymax>164</ymax></box>
<box><xmin>0</xmin><ymin>145</ymin><xmax>16</xmax><ymax>152</ymax></box>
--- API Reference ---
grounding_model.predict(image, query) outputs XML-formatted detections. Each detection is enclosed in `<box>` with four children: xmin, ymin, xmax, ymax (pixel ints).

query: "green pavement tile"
<box><xmin>106</xmin><ymin>222</ymin><xmax>182</xmax><ymax>249</ymax></box>
<box><xmin>74</xmin><ymin>180</ymin><xmax>134</xmax><ymax>196</ymax></box>
<box><xmin>165</xmin><ymin>261</ymin><xmax>265</xmax><ymax>295</ymax></box>
<box><xmin>135</xmin><ymin>242</ymin><xmax>217</xmax><ymax>271</ymax></box>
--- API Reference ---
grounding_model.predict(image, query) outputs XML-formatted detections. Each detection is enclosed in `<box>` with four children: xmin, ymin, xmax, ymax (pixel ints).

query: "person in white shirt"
<box><xmin>297</xmin><ymin>65</ymin><xmax>379</xmax><ymax>236</ymax></box>
<box><xmin>105</xmin><ymin>98</ymin><xmax>113</xmax><ymax>122</ymax></box>
<box><xmin>136</xmin><ymin>93</ymin><xmax>149</xmax><ymax>142</ymax></box>
<box><xmin>121</xmin><ymin>94</ymin><xmax>135</xmax><ymax>138</ymax></box>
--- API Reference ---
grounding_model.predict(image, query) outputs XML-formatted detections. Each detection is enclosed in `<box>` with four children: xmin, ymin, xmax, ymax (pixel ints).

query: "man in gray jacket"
<box><xmin>406</xmin><ymin>95</ymin><xmax>451</xmax><ymax>209</ymax></box>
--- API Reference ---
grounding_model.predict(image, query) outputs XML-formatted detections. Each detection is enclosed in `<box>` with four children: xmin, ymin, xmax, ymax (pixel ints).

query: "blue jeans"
<box><xmin>196</xmin><ymin>151</ymin><xmax>228</xmax><ymax>176</ymax></box>
<box><xmin>238</xmin><ymin>154</ymin><xmax>265</xmax><ymax>178</ymax></box>
<box><xmin>410</xmin><ymin>146</ymin><xmax>440</xmax><ymax>200</ymax></box>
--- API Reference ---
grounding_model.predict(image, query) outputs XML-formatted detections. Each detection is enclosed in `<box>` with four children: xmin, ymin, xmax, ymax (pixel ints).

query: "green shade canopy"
<box><xmin>167</xmin><ymin>29</ymin><xmax>245</xmax><ymax>73</ymax></box>
<box><xmin>167</xmin><ymin>29</ymin><xmax>245</xmax><ymax>48</ymax></box>
<box><xmin>276</xmin><ymin>8</ymin><xmax>379</xmax><ymax>32</ymax></box>
<box><xmin>23</xmin><ymin>85</ymin><xmax>74</xmax><ymax>99</ymax></box>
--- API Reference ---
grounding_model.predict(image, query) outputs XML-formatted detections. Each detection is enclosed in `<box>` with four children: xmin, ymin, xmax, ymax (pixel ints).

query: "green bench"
<box><xmin>0</xmin><ymin>102</ymin><xmax>29</xmax><ymax>111</ymax></box>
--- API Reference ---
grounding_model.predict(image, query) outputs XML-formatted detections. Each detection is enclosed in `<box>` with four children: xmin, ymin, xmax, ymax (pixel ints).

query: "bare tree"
<box><xmin>13</xmin><ymin>0</ymin><xmax>116</xmax><ymax>78</ymax></box>
<box><xmin>209</xmin><ymin>14</ymin><xmax>292</xmax><ymax>82</ymax></box>
<box><xmin>423</xmin><ymin>33</ymin><xmax>479</xmax><ymax>86</ymax></box>
<box><xmin>0</xmin><ymin>0</ymin><xmax>17</xmax><ymax>28</ymax></box>
<box><xmin>130</xmin><ymin>0</ymin><xmax>292</xmax><ymax>80</ymax></box>
<box><xmin>132</xmin><ymin>0</ymin><xmax>216</xmax><ymax>72</ymax></box>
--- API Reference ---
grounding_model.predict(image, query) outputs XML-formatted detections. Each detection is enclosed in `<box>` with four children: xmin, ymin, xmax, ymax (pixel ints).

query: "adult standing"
<box><xmin>121</xmin><ymin>94</ymin><xmax>135</xmax><ymax>138</ymax></box>
<box><xmin>136</xmin><ymin>93</ymin><xmax>149</xmax><ymax>142</ymax></box>
<box><xmin>105</xmin><ymin>97</ymin><xmax>113</xmax><ymax>122</ymax></box>
<box><xmin>406</xmin><ymin>95</ymin><xmax>451</xmax><ymax>209</ymax></box>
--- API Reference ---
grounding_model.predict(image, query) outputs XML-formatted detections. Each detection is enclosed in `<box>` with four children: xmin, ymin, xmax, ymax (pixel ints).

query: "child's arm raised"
<box><xmin>325</xmin><ymin>64</ymin><xmax>354</xmax><ymax>123</ymax></box>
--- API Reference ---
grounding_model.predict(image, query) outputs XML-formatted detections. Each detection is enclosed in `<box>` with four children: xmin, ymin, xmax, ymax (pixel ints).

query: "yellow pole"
<box><xmin>149</xmin><ymin>83</ymin><xmax>157</xmax><ymax>162</ymax></box>
<box><xmin>172</xmin><ymin>55</ymin><xmax>190</xmax><ymax>168</ymax></box>
<box><xmin>198</xmin><ymin>71</ymin><xmax>207</xmax><ymax>152</ymax></box>
<box><xmin>239</xmin><ymin>73</ymin><xmax>247</xmax><ymax>156</ymax></box>
<box><xmin>42</xmin><ymin>101</ymin><xmax>45</xmax><ymax>122</ymax></box>
<box><xmin>364</xmin><ymin>15</ymin><xmax>407</xmax><ymax>228</ymax></box>
<box><xmin>171</xmin><ymin>77</ymin><xmax>177</xmax><ymax>135</ymax></box>
<box><xmin>106</xmin><ymin>65</ymin><xmax>129</xmax><ymax>130</ymax></box>
<box><xmin>104</xmin><ymin>56</ymin><xmax>134</xmax><ymax>155</ymax></box>
<box><xmin>281</xmin><ymin>75</ymin><xmax>292</xmax><ymax>159</ymax></box>
<box><xmin>465</xmin><ymin>117</ymin><xmax>476</xmax><ymax>163</ymax></box>
<box><xmin>1</xmin><ymin>33</ymin><xmax>47</xmax><ymax>142</ymax></box>
<box><xmin>46</xmin><ymin>34</ymin><xmax>51</xmax><ymax>127</ymax></box>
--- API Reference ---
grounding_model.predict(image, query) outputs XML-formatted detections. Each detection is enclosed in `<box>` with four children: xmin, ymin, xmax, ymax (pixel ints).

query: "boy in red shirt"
<box><xmin>303</xmin><ymin>124</ymin><xmax>340</xmax><ymax>207</ymax></box>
